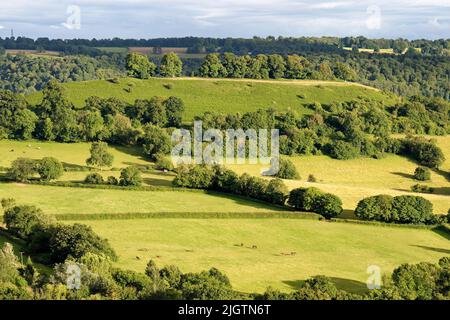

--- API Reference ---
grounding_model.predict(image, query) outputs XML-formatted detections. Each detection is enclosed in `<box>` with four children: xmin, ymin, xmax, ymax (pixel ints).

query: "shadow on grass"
<box><xmin>434</xmin><ymin>168</ymin><xmax>450</xmax><ymax>183</ymax></box>
<box><xmin>431</xmin><ymin>226</ymin><xmax>450</xmax><ymax>241</ymax></box>
<box><xmin>390</xmin><ymin>171</ymin><xmax>415</xmax><ymax>179</ymax></box>
<box><xmin>282</xmin><ymin>277</ymin><xmax>368</xmax><ymax>294</ymax></box>
<box><xmin>410</xmin><ymin>245</ymin><xmax>450</xmax><ymax>255</ymax></box>
<box><xmin>111</xmin><ymin>145</ymin><xmax>147</xmax><ymax>161</ymax></box>
<box><xmin>62</xmin><ymin>162</ymin><xmax>91</xmax><ymax>171</ymax></box>
<box><xmin>143</xmin><ymin>177</ymin><xmax>173</xmax><ymax>187</ymax></box>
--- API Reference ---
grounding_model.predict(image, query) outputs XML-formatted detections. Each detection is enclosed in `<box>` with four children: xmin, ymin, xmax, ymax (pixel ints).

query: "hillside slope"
<box><xmin>27</xmin><ymin>77</ymin><xmax>395</xmax><ymax>120</ymax></box>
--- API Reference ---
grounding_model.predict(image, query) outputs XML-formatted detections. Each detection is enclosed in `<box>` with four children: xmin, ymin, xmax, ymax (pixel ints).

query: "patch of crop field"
<box><xmin>0</xmin><ymin>140</ymin><xmax>150</xmax><ymax>169</ymax></box>
<box><xmin>0</xmin><ymin>183</ymin><xmax>284</xmax><ymax>216</ymax></box>
<box><xmin>63</xmin><ymin>218</ymin><xmax>450</xmax><ymax>293</ymax></box>
<box><xmin>26</xmin><ymin>77</ymin><xmax>395</xmax><ymax>121</ymax></box>
<box><xmin>229</xmin><ymin>136</ymin><xmax>450</xmax><ymax>215</ymax></box>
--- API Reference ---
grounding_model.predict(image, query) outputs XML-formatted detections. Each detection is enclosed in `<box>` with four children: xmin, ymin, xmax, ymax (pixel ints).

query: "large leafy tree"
<box><xmin>159</xmin><ymin>53</ymin><xmax>183</xmax><ymax>77</ymax></box>
<box><xmin>86</xmin><ymin>142</ymin><xmax>114</xmax><ymax>169</ymax></box>
<box><xmin>125</xmin><ymin>52</ymin><xmax>156</xmax><ymax>79</ymax></box>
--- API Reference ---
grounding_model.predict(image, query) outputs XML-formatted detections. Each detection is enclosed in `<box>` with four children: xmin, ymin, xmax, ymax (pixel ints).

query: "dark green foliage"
<box><xmin>391</xmin><ymin>195</ymin><xmax>434</xmax><ymax>224</ymax></box>
<box><xmin>328</xmin><ymin>140</ymin><xmax>359</xmax><ymax>160</ymax></box>
<box><xmin>3</xmin><ymin>205</ymin><xmax>48</xmax><ymax>239</ymax></box>
<box><xmin>391</xmin><ymin>262</ymin><xmax>440</xmax><ymax>300</ymax></box>
<box><xmin>8</xmin><ymin>158</ymin><xmax>37</xmax><ymax>182</ymax></box>
<box><xmin>107</xmin><ymin>176</ymin><xmax>119</xmax><ymax>185</ymax></box>
<box><xmin>411</xmin><ymin>184</ymin><xmax>434</xmax><ymax>194</ymax></box>
<box><xmin>164</xmin><ymin>96</ymin><xmax>185</xmax><ymax>127</ymax></box>
<box><xmin>37</xmin><ymin>157</ymin><xmax>63</xmax><ymax>181</ymax></box>
<box><xmin>84</xmin><ymin>173</ymin><xmax>104</xmax><ymax>184</ymax></box>
<box><xmin>173</xmin><ymin>165</ymin><xmax>215</xmax><ymax>189</ymax></box>
<box><xmin>179</xmin><ymin>268</ymin><xmax>234</xmax><ymax>300</ymax></box>
<box><xmin>265</xmin><ymin>178</ymin><xmax>289</xmax><ymax>205</ymax></box>
<box><xmin>355</xmin><ymin>195</ymin><xmax>393</xmax><ymax>222</ymax></box>
<box><xmin>142</xmin><ymin>125</ymin><xmax>171</xmax><ymax>159</ymax></box>
<box><xmin>355</xmin><ymin>194</ymin><xmax>434</xmax><ymax>224</ymax></box>
<box><xmin>49</xmin><ymin>223</ymin><xmax>117</xmax><ymax>262</ymax></box>
<box><xmin>276</xmin><ymin>158</ymin><xmax>300</xmax><ymax>179</ymax></box>
<box><xmin>287</xmin><ymin>187</ymin><xmax>343</xmax><ymax>218</ymax></box>
<box><xmin>414</xmin><ymin>167</ymin><xmax>431</xmax><ymax>181</ymax></box>
<box><xmin>120</xmin><ymin>166</ymin><xmax>142</xmax><ymax>186</ymax></box>
<box><xmin>401</xmin><ymin>136</ymin><xmax>445</xmax><ymax>168</ymax></box>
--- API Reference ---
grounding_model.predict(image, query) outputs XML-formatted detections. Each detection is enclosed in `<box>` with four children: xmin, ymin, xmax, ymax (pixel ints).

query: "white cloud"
<box><xmin>0</xmin><ymin>0</ymin><xmax>448</xmax><ymax>39</ymax></box>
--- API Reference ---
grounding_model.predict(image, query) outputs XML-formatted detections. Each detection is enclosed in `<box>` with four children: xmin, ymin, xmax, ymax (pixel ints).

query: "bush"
<box><xmin>37</xmin><ymin>157</ymin><xmax>63</xmax><ymax>181</ymax></box>
<box><xmin>287</xmin><ymin>187</ymin><xmax>342</xmax><ymax>218</ymax></box>
<box><xmin>1</xmin><ymin>198</ymin><xmax>16</xmax><ymax>210</ymax></box>
<box><xmin>49</xmin><ymin>223</ymin><xmax>117</xmax><ymax>263</ymax></box>
<box><xmin>142</xmin><ymin>125</ymin><xmax>171</xmax><ymax>159</ymax></box>
<box><xmin>276</xmin><ymin>158</ymin><xmax>300</xmax><ymax>179</ymax></box>
<box><xmin>120</xmin><ymin>166</ymin><xmax>142</xmax><ymax>186</ymax></box>
<box><xmin>8</xmin><ymin>158</ymin><xmax>37</xmax><ymax>182</ymax></box>
<box><xmin>401</xmin><ymin>137</ymin><xmax>445</xmax><ymax>169</ymax></box>
<box><xmin>307</xmin><ymin>174</ymin><xmax>317</xmax><ymax>182</ymax></box>
<box><xmin>314</xmin><ymin>193</ymin><xmax>343</xmax><ymax>219</ymax></box>
<box><xmin>391</xmin><ymin>195</ymin><xmax>434</xmax><ymax>224</ymax></box>
<box><xmin>355</xmin><ymin>195</ymin><xmax>393</xmax><ymax>222</ymax></box>
<box><xmin>154</xmin><ymin>153</ymin><xmax>174</xmax><ymax>171</ymax></box>
<box><xmin>411</xmin><ymin>184</ymin><xmax>434</xmax><ymax>194</ymax></box>
<box><xmin>414</xmin><ymin>167</ymin><xmax>431</xmax><ymax>181</ymax></box>
<box><xmin>84</xmin><ymin>173</ymin><xmax>104</xmax><ymax>184</ymax></box>
<box><xmin>106</xmin><ymin>176</ymin><xmax>119</xmax><ymax>185</ymax></box>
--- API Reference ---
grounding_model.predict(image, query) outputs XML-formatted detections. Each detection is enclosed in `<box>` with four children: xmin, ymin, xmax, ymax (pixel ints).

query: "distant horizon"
<box><xmin>0</xmin><ymin>1</ymin><xmax>449</xmax><ymax>41</ymax></box>
<box><xmin>1</xmin><ymin>35</ymin><xmax>449</xmax><ymax>42</ymax></box>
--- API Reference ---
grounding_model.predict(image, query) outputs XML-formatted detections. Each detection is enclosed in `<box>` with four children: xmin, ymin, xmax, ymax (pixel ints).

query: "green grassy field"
<box><xmin>26</xmin><ymin>77</ymin><xmax>394</xmax><ymax>121</ymax></box>
<box><xmin>230</xmin><ymin>135</ymin><xmax>450</xmax><ymax>215</ymax></box>
<box><xmin>0</xmin><ymin>184</ymin><xmax>283</xmax><ymax>216</ymax></box>
<box><xmin>64</xmin><ymin>218</ymin><xmax>450</xmax><ymax>293</ymax></box>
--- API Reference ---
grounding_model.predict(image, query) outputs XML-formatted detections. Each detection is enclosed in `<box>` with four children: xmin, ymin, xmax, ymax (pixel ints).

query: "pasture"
<box><xmin>26</xmin><ymin>77</ymin><xmax>394</xmax><ymax>121</ymax></box>
<box><xmin>64</xmin><ymin>218</ymin><xmax>450</xmax><ymax>293</ymax></box>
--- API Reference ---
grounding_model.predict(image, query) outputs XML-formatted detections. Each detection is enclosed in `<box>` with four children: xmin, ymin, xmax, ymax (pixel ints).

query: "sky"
<box><xmin>0</xmin><ymin>0</ymin><xmax>449</xmax><ymax>40</ymax></box>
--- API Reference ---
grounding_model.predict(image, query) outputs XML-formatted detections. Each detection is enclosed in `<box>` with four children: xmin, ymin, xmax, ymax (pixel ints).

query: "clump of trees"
<box><xmin>173</xmin><ymin>165</ymin><xmax>289</xmax><ymax>206</ymax></box>
<box><xmin>287</xmin><ymin>187</ymin><xmax>343</xmax><ymax>219</ymax></box>
<box><xmin>354</xmin><ymin>194</ymin><xmax>445</xmax><ymax>224</ymax></box>
<box><xmin>126</xmin><ymin>52</ymin><xmax>183</xmax><ymax>79</ymax></box>
<box><xmin>1</xmin><ymin>200</ymin><xmax>116</xmax><ymax>263</ymax></box>
<box><xmin>7</xmin><ymin>157</ymin><xmax>64</xmax><ymax>182</ymax></box>
<box><xmin>275</xmin><ymin>158</ymin><xmax>300</xmax><ymax>179</ymax></box>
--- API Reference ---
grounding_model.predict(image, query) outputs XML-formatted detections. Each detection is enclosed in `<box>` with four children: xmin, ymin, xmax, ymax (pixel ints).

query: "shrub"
<box><xmin>37</xmin><ymin>157</ymin><xmax>63</xmax><ymax>181</ymax></box>
<box><xmin>106</xmin><ymin>176</ymin><xmax>119</xmax><ymax>185</ymax></box>
<box><xmin>411</xmin><ymin>184</ymin><xmax>434</xmax><ymax>194</ymax></box>
<box><xmin>211</xmin><ymin>166</ymin><xmax>239</xmax><ymax>194</ymax></box>
<box><xmin>154</xmin><ymin>154</ymin><xmax>174</xmax><ymax>171</ymax></box>
<box><xmin>414</xmin><ymin>167</ymin><xmax>431</xmax><ymax>181</ymax></box>
<box><xmin>276</xmin><ymin>158</ymin><xmax>300</xmax><ymax>179</ymax></box>
<box><xmin>120</xmin><ymin>166</ymin><xmax>142</xmax><ymax>186</ymax></box>
<box><xmin>307</xmin><ymin>174</ymin><xmax>317</xmax><ymax>182</ymax></box>
<box><xmin>84</xmin><ymin>173</ymin><xmax>104</xmax><ymax>184</ymax></box>
<box><xmin>1</xmin><ymin>198</ymin><xmax>16</xmax><ymax>210</ymax></box>
<box><xmin>391</xmin><ymin>195</ymin><xmax>434</xmax><ymax>224</ymax></box>
<box><xmin>287</xmin><ymin>187</ymin><xmax>342</xmax><ymax>218</ymax></box>
<box><xmin>401</xmin><ymin>137</ymin><xmax>445</xmax><ymax>169</ymax></box>
<box><xmin>8</xmin><ymin>158</ymin><xmax>37</xmax><ymax>182</ymax></box>
<box><xmin>314</xmin><ymin>193</ymin><xmax>343</xmax><ymax>218</ymax></box>
<box><xmin>355</xmin><ymin>195</ymin><xmax>393</xmax><ymax>222</ymax></box>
